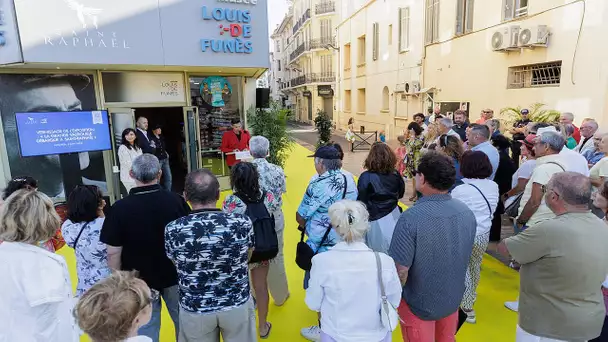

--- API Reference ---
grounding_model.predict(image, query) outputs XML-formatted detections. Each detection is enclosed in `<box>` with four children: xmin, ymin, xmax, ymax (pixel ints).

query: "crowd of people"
<box><xmin>1</xmin><ymin>107</ymin><xmax>608</xmax><ymax>342</ymax></box>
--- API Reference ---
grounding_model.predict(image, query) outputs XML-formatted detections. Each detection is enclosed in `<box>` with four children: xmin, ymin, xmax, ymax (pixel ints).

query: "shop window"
<box><xmin>0</xmin><ymin>73</ymin><xmax>107</xmax><ymax>198</ymax></box>
<box><xmin>190</xmin><ymin>76</ymin><xmax>242</xmax><ymax>150</ymax></box>
<box><xmin>382</xmin><ymin>86</ymin><xmax>390</xmax><ymax>111</ymax></box>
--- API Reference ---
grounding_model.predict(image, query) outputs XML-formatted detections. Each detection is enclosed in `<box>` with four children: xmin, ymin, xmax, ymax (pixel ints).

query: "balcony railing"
<box><xmin>290</xmin><ymin>41</ymin><xmax>308</xmax><ymax>61</ymax></box>
<box><xmin>292</xmin><ymin>9</ymin><xmax>311</xmax><ymax>34</ymax></box>
<box><xmin>310</xmin><ymin>72</ymin><xmax>335</xmax><ymax>83</ymax></box>
<box><xmin>315</xmin><ymin>1</ymin><xmax>335</xmax><ymax>15</ymax></box>
<box><xmin>288</xmin><ymin>73</ymin><xmax>336</xmax><ymax>88</ymax></box>
<box><xmin>309</xmin><ymin>37</ymin><xmax>336</xmax><ymax>50</ymax></box>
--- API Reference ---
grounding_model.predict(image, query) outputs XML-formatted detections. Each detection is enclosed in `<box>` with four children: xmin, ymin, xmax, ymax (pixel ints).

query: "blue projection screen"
<box><xmin>15</xmin><ymin>111</ymin><xmax>112</xmax><ymax>157</ymax></box>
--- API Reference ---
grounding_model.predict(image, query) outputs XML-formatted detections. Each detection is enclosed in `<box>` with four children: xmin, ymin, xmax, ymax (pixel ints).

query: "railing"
<box><xmin>310</xmin><ymin>72</ymin><xmax>335</xmax><ymax>83</ymax></box>
<box><xmin>309</xmin><ymin>37</ymin><xmax>336</xmax><ymax>50</ymax></box>
<box><xmin>287</xmin><ymin>73</ymin><xmax>335</xmax><ymax>88</ymax></box>
<box><xmin>292</xmin><ymin>9</ymin><xmax>311</xmax><ymax>34</ymax></box>
<box><xmin>315</xmin><ymin>1</ymin><xmax>335</xmax><ymax>15</ymax></box>
<box><xmin>290</xmin><ymin>41</ymin><xmax>308</xmax><ymax>61</ymax></box>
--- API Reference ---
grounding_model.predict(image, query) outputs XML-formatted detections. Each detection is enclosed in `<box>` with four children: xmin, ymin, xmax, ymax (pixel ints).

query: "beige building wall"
<box><xmin>425</xmin><ymin>0</ymin><xmax>608</xmax><ymax>127</ymax></box>
<box><xmin>336</xmin><ymin>0</ymin><xmax>427</xmax><ymax>140</ymax></box>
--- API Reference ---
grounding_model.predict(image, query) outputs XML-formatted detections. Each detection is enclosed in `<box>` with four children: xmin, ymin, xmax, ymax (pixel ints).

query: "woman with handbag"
<box><xmin>305</xmin><ymin>200</ymin><xmax>401</xmax><ymax>342</ymax></box>
<box><xmin>61</xmin><ymin>185</ymin><xmax>111</xmax><ymax>296</ymax></box>
<box><xmin>450</xmin><ymin>151</ymin><xmax>499</xmax><ymax>324</ymax></box>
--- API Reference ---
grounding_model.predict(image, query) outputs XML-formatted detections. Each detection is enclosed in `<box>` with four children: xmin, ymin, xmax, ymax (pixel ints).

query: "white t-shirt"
<box><xmin>0</xmin><ymin>242</ymin><xmax>79</xmax><ymax>342</ymax></box>
<box><xmin>559</xmin><ymin>147</ymin><xmax>590</xmax><ymax>176</ymax></box>
<box><xmin>451</xmin><ymin>178</ymin><xmax>499</xmax><ymax>236</ymax></box>
<box><xmin>518</xmin><ymin>154</ymin><xmax>566</xmax><ymax>226</ymax></box>
<box><xmin>511</xmin><ymin>159</ymin><xmax>537</xmax><ymax>188</ymax></box>
<box><xmin>590</xmin><ymin>157</ymin><xmax>608</xmax><ymax>180</ymax></box>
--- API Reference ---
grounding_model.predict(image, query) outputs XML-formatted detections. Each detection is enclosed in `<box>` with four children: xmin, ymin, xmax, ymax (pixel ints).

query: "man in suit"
<box><xmin>576</xmin><ymin>119</ymin><xmax>598</xmax><ymax>157</ymax></box>
<box><xmin>136</xmin><ymin>116</ymin><xmax>156</xmax><ymax>154</ymax></box>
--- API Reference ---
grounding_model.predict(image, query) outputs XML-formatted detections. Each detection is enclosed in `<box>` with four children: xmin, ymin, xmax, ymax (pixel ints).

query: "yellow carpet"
<box><xmin>57</xmin><ymin>143</ymin><xmax>520</xmax><ymax>341</ymax></box>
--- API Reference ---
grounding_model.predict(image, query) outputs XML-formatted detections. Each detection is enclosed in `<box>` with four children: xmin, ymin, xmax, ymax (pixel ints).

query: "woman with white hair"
<box><xmin>305</xmin><ymin>200</ymin><xmax>401</xmax><ymax>342</ymax></box>
<box><xmin>249</xmin><ymin>135</ymin><xmax>290</xmax><ymax>305</ymax></box>
<box><xmin>0</xmin><ymin>190</ymin><xmax>79</xmax><ymax>341</ymax></box>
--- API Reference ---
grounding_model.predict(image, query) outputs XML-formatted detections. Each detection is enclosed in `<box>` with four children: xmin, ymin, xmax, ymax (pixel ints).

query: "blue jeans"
<box><xmin>138</xmin><ymin>285</ymin><xmax>180</xmax><ymax>342</ymax></box>
<box><xmin>159</xmin><ymin>158</ymin><xmax>172</xmax><ymax>192</ymax></box>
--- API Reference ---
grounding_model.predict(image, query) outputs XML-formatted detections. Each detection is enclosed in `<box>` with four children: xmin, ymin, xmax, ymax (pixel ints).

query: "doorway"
<box><xmin>323</xmin><ymin>97</ymin><xmax>333</xmax><ymax>120</ymax></box>
<box><xmin>135</xmin><ymin>107</ymin><xmax>188</xmax><ymax>193</ymax></box>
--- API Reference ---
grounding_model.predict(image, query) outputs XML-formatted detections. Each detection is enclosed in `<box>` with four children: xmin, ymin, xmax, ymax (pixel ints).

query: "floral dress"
<box><xmin>404</xmin><ymin>136</ymin><xmax>425</xmax><ymax>179</ymax></box>
<box><xmin>222</xmin><ymin>191</ymin><xmax>280</xmax><ymax>267</ymax></box>
<box><xmin>394</xmin><ymin>145</ymin><xmax>407</xmax><ymax>177</ymax></box>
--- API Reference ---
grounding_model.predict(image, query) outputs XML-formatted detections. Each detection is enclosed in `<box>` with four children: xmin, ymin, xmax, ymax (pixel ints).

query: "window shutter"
<box><xmin>432</xmin><ymin>0</ymin><xmax>440</xmax><ymax>42</ymax></box>
<box><xmin>398</xmin><ymin>8</ymin><xmax>403</xmax><ymax>51</ymax></box>
<box><xmin>373</xmin><ymin>22</ymin><xmax>379</xmax><ymax>61</ymax></box>
<box><xmin>503</xmin><ymin>0</ymin><xmax>515</xmax><ymax>20</ymax></box>
<box><xmin>465</xmin><ymin>0</ymin><xmax>474</xmax><ymax>33</ymax></box>
<box><xmin>425</xmin><ymin>0</ymin><xmax>433</xmax><ymax>44</ymax></box>
<box><xmin>455</xmin><ymin>0</ymin><xmax>464</xmax><ymax>35</ymax></box>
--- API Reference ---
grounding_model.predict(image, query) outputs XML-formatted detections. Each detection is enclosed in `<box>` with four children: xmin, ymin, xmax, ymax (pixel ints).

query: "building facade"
<box><xmin>271</xmin><ymin>0</ymin><xmax>339</xmax><ymax>123</ymax></box>
<box><xmin>424</xmin><ymin>0</ymin><xmax>608</xmax><ymax>127</ymax></box>
<box><xmin>336</xmin><ymin>0</ymin><xmax>428</xmax><ymax>139</ymax></box>
<box><xmin>0</xmin><ymin>0</ymin><xmax>269</xmax><ymax>199</ymax></box>
<box><xmin>270</xmin><ymin>10</ymin><xmax>294</xmax><ymax>106</ymax></box>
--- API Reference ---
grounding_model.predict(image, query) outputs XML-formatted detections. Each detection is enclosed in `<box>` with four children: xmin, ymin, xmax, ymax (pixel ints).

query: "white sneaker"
<box><xmin>301</xmin><ymin>325</ymin><xmax>321</xmax><ymax>341</ymax></box>
<box><xmin>505</xmin><ymin>301</ymin><xmax>519</xmax><ymax>312</ymax></box>
<box><xmin>465</xmin><ymin>310</ymin><xmax>476</xmax><ymax>324</ymax></box>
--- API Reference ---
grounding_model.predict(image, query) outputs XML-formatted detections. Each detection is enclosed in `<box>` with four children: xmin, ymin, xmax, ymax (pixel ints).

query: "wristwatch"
<box><xmin>516</xmin><ymin>219</ymin><xmax>527</xmax><ymax>226</ymax></box>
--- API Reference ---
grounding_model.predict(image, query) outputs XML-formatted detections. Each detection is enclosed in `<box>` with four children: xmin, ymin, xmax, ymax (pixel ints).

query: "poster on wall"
<box><xmin>0</xmin><ymin>74</ymin><xmax>107</xmax><ymax>198</ymax></box>
<box><xmin>200</xmin><ymin>76</ymin><xmax>232</xmax><ymax>107</ymax></box>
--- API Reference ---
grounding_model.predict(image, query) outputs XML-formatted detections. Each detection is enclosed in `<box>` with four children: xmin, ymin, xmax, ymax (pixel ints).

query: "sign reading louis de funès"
<box><xmin>201</xmin><ymin>6</ymin><xmax>253</xmax><ymax>54</ymax></box>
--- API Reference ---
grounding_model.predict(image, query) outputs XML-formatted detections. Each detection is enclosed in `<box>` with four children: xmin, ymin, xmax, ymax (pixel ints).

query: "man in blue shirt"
<box><xmin>389</xmin><ymin>151</ymin><xmax>476</xmax><ymax>341</ymax></box>
<box><xmin>468</xmin><ymin>124</ymin><xmax>499</xmax><ymax>180</ymax></box>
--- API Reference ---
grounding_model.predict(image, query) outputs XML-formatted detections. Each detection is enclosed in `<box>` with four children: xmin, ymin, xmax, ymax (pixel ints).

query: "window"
<box><xmin>320</xmin><ymin>19</ymin><xmax>332</xmax><ymax>40</ymax></box>
<box><xmin>344</xmin><ymin>44</ymin><xmax>351</xmax><ymax>69</ymax></box>
<box><xmin>372</xmin><ymin>23</ymin><xmax>379</xmax><ymax>61</ymax></box>
<box><xmin>456</xmin><ymin>0</ymin><xmax>474</xmax><ymax>35</ymax></box>
<box><xmin>503</xmin><ymin>0</ymin><xmax>528</xmax><ymax>21</ymax></box>
<box><xmin>388</xmin><ymin>24</ymin><xmax>393</xmax><ymax>45</ymax></box>
<box><xmin>357</xmin><ymin>88</ymin><xmax>366</xmax><ymax>113</ymax></box>
<box><xmin>399</xmin><ymin>7</ymin><xmax>410</xmax><ymax>51</ymax></box>
<box><xmin>425</xmin><ymin>0</ymin><xmax>440</xmax><ymax>44</ymax></box>
<box><xmin>344</xmin><ymin>90</ymin><xmax>352</xmax><ymax>111</ymax></box>
<box><xmin>278</xmin><ymin>60</ymin><xmax>281</xmax><ymax>71</ymax></box>
<box><xmin>508</xmin><ymin>61</ymin><xmax>562</xmax><ymax>89</ymax></box>
<box><xmin>320</xmin><ymin>55</ymin><xmax>333</xmax><ymax>74</ymax></box>
<box><xmin>382</xmin><ymin>86</ymin><xmax>390</xmax><ymax>111</ymax></box>
<box><xmin>358</xmin><ymin>35</ymin><xmax>366</xmax><ymax>65</ymax></box>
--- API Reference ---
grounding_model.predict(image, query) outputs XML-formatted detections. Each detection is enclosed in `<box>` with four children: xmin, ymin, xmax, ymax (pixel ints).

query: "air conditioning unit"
<box><xmin>518</xmin><ymin>25</ymin><xmax>549</xmax><ymax>47</ymax></box>
<box><xmin>492</xmin><ymin>26</ymin><xmax>520</xmax><ymax>51</ymax></box>
<box><xmin>403</xmin><ymin>81</ymin><xmax>421</xmax><ymax>94</ymax></box>
<box><xmin>395</xmin><ymin>83</ymin><xmax>406</xmax><ymax>93</ymax></box>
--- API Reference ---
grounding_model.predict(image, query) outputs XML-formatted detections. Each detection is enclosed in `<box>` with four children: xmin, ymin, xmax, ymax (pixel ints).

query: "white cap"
<box><xmin>537</xmin><ymin>126</ymin><xmax>558</xmax><ymax>135</ymax></box>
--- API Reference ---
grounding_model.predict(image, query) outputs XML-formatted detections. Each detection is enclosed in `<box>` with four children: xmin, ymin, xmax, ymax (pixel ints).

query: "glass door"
<box><xmin>183</xmin><ymin>106</ymin><xmax>201</xmax><ymax>172</ymax></box>
<box><xmin>107</xmin><ymin>108</ymin><xmax>135</xmax><ymax>201</ymax></box>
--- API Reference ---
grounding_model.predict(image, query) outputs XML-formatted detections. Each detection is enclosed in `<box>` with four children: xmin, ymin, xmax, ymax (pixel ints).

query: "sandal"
<box><xmin>260</xmin><ymin>322</ymin><xmax>272</xmax><ymax>339</ymax></box>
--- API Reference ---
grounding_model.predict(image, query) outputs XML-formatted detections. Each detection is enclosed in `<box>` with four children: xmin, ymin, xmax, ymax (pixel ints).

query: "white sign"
<box><xmin>235</xmin><ymin>151</ymin><xmax>253</xmax><ymax>161</ymax></box>
<box><xmin>102</xmin><ymin>72</ymin><xmax>186</xmax><ymax>104</ymax></box>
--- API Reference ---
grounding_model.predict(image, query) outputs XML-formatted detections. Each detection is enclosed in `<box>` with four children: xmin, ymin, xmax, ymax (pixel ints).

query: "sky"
<box><xmin>267</xmin><ymin>0</ymin><xmax>289</xmax><ymax>50</ymax></box>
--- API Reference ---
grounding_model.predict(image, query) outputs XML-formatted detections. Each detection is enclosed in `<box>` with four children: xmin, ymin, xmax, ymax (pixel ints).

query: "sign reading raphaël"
<box><xmin>201</xmin><ymin>6</ymin><xmax>253</xmax><ymax>54</ymax></box>
<box><xmin>217</xmin><ymin>0</ymin><xmax>257</xmax><ymax>4</ymax></box>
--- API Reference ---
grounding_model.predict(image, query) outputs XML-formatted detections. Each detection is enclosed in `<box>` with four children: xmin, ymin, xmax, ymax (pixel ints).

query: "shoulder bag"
<box><xmin>72</xmin><ymin>222</ymin><xmax>90</xmax><ymax>250</ymax></box>
<box><xmin>467</xmin><ymin>183</ymin><xmax>493</xmax><ymax>219</ymax></box>
<box><xmin>295</xmin><ymin>174</ymin><xmax>347</xmax><ymax>271</ymax></box>
<box><xmin>374</xmin><ymin>251</ymin><xmax>400</xmax><ymax>331</ymax></box>
<box><xmin>504</xmin><ymin>161</ymin><xmax>565</xmax><ymax>218</ymax></box>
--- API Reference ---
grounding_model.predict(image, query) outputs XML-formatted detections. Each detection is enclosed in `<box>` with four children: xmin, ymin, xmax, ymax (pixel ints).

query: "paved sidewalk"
<box><xmin>287</xmin><ymin>121</ymin><xmax>515</xmax><ymax>264</ymax></box>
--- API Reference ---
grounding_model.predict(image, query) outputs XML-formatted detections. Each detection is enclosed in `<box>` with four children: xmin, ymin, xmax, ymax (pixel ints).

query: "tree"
<box><xmin>314</xmin><ymin>110</ymin><xmax>333</xmax><ymax>147</ymax></box>
<box><xmin>246</xmin><ymin>101</ymin><xmax>294</xmax><ymax>168</ymax></box>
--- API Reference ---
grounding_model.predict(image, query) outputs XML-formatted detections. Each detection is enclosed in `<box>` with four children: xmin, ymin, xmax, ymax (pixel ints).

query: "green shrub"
<box><xmin>246</xmin><ymin>101</ymin><xmax>294</xmax><ymax>168</ymax></box>
<box><xmin>500</xmin><ymin>102</ymin><xmax>561</xmax><ymax>129</ymax></box>
<box><xmin>314</xmin><ymin>110</ymin><xmax>333</xmax><ymax>147</ymax></box>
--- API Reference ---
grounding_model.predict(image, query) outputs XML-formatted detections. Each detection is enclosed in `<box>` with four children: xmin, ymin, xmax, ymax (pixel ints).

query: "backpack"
<box><xmin>236</xmin><ymin>191</ymin><xmax>279</xmax><ymax>264</ymax></box>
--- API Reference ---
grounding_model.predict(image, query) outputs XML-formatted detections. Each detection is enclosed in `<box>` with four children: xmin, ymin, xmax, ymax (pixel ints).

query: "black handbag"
<box><xmin>504</xmin><ymin>192</ymin><xmax>524</xmax><ymax>218</ymax></box>
<box><xmin>295</xmin><ymin>174</ymin><xmax>348</xmax><ymax>271</ymax></box>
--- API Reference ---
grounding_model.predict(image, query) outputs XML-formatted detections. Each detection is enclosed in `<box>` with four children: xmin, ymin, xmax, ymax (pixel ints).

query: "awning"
<box><xmin>416</xmin><ymin>87</ymin><xmax>435</xmax><ymax>94</ymax></box>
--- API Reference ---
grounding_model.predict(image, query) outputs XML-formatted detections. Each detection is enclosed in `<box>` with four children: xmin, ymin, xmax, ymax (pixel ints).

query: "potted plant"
<box><xmin>246</xmin><ymin>101</ymin><xmax>294</xmax><ymax>168</ymax></box>
<box><xmin>314</xmin><ymin>110</ymin><xmax>333</xmax><ymax>147</ymax></box>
